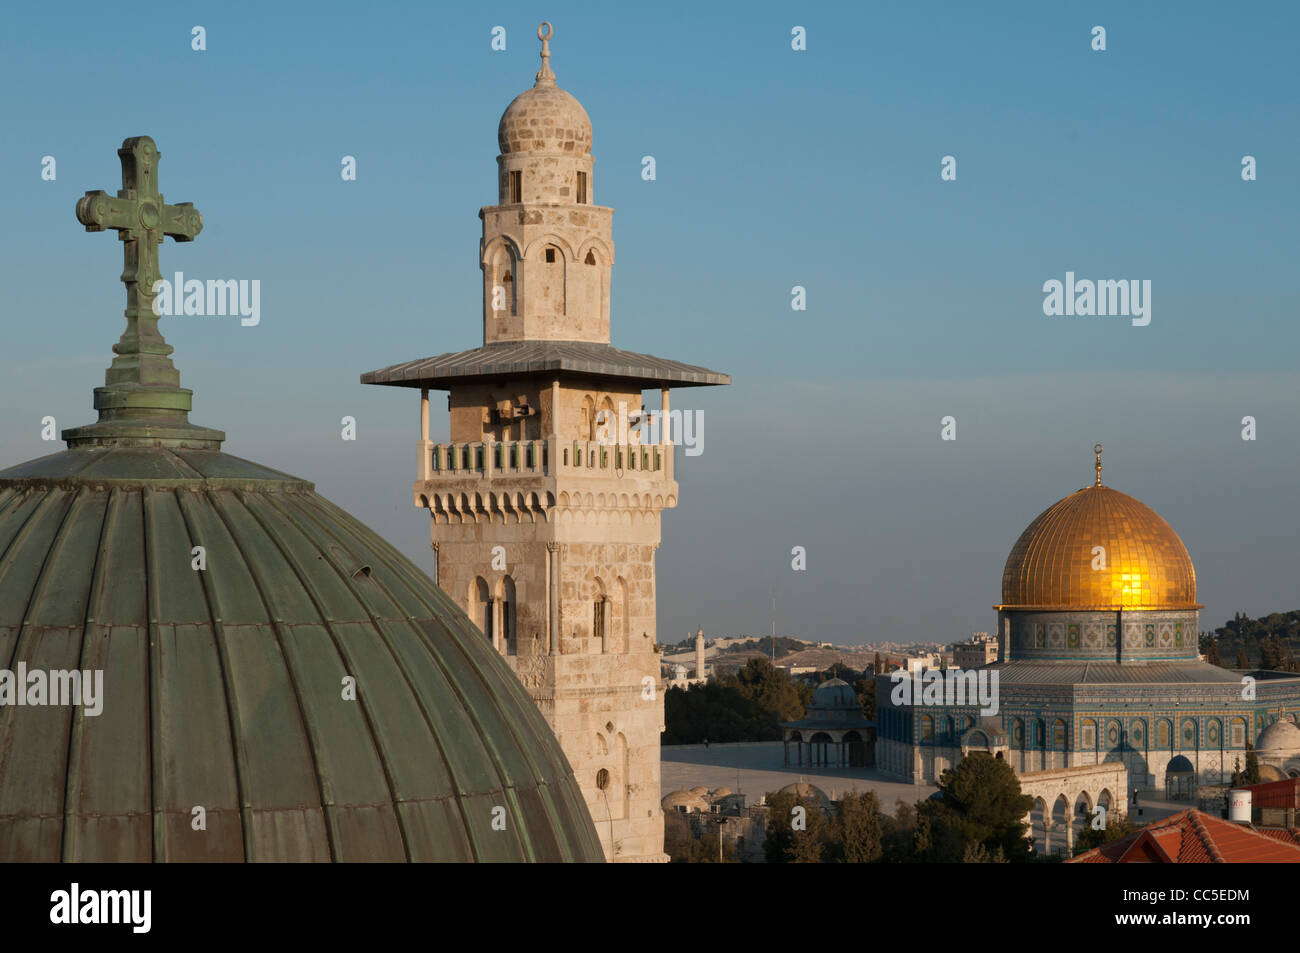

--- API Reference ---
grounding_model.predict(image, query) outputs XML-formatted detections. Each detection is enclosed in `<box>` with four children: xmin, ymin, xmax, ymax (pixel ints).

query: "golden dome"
<box><xmin>999</xmin><ymin>484</ymin><xmax>1199</xmax><ymax>611</ymax></box>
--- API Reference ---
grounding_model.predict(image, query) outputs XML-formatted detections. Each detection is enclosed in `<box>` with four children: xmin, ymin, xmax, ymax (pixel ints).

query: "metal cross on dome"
<box><xmin>75</xmin><ymin>136</ymin><xmax>202</xmax><ymax>370</ymax></box>
<box><xmin>63</xmin><ymin>135</ymin><xmax>223</xmax><ymax>450</ymax></box>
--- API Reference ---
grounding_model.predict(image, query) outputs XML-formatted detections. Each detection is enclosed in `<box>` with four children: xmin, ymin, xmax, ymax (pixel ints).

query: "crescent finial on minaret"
<box><xmin>536</xmin><ymin>22</ymin><xmax>556</xmax><ymax>85</ymax></box>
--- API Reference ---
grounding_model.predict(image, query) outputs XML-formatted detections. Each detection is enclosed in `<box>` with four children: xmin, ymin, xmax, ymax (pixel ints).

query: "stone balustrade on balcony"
<box><xmin>419</xmin><ymin>438</ymin><xmax>670</xmax><ymax>481</ymax></box>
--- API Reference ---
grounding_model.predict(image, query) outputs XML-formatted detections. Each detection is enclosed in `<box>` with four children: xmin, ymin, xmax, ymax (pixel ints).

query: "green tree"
<box><xmin>764</xmin><ymin>790</ymin><xmax>825</xmax><ymax>863</ymax></box>
<box><xmin>664</xmin><ymin>810</ymin><xmax>735</xmax><ymax>863</ymax></box>
<box><xmin>731</xmin><ymin>657</ymin><xmax>810</xmax><ymax>722</ymax></box>
<box><xmin>1236</xmin><ymin>650</ymin><xmax>1249</xmax><ymax>669</ymax></box>
<box><xmin>919</xmin><ymin>753</ymin><xmax>1034</xmax><ymax>862</ymax></box>
<box><xmin>879</xmin><ymin>799</ymin><xmax>918</xmax><ymax>863</ymax></box>
<box><xmin>1203</xmin><ymin>638</ymin><xmax>1220</xmax><ymax>666</ymax></box>
<box><xmin>1261</xmin><ymin>635</ymin><xmax>1284</xmax><ymax>671</ymax></box>
<box><xmin>962</xmin><ymin>842</ymin><xmax>1008</xmax><ymax>863</ymax></box>
<box><xmin>854</xmin><ymin>676</ymin><xmax>876</xmax><ymax>718</ymax></box>
<box><xmin>1244</xmin><ymin>742</ymin><xmax>1261</xmax><ymax>785</ymax></box>
<box><xmin>1072</xmin><ymin>809</ymin><xmax>1139</xmax><ymax>854</ymax></box>
<box><xmin>833</xmin><ymin>791</ymin><xmax>883</xmax><ymax>863</ymax></box>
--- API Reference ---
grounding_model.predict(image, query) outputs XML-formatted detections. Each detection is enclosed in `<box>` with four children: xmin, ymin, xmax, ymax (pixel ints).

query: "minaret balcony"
<box><xmin>417</xmin><ymin>438</ymin><xmax>674</xmax><ymax>487</ymax></box>
<box><xmin>429</xmin><ymin>439</ymin><xmax>551</xmax><ymax>478</ymax></box>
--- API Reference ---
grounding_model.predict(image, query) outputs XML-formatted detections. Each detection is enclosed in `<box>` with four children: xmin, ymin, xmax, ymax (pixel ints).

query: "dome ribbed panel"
<box><xmin>1001</xmin><ymin>486</ymin><xmax>1197</xmax><ymax>610</ymax></box>
<box><xmin>0</xmin><ymin>449</ymin><xmax>604</xmax><ymax>863</ymax></box>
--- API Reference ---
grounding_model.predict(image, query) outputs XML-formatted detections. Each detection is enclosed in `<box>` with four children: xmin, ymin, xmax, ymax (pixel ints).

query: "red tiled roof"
<box><xmin>1241</xmin><ymin>777</ymin><xmax>1300</xmax><ymax>810</ymax></box>
<box><xmin>1255</xmin><ymin>828</ymin><xmax>1300</xmax><ymax>846</ymax></box>
<box><xmin>1067</xmin><ymin>809</ymin><xmax>1300</xmax><ymax>863</ymax></box>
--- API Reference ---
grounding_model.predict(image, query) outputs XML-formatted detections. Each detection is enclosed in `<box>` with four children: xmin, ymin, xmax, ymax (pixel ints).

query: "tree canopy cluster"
<box><xmin>663</xmin><ymin>658</ymin><xmax>877</xmax><ymax>745</ymax></box>
<box><xmin>663</xmin><ymin>658</ymin><xmax>813</xmax><ymax>744</ymax></box>
<box><xmin>1202</xmin><ymin>610</ymin><xmax>1300</xmax><ymax>672</ymax></box>
<box><xmin>668</xmin><ymin>753</ymin><xmax>1048</xmax><ymax>864</ymax></box>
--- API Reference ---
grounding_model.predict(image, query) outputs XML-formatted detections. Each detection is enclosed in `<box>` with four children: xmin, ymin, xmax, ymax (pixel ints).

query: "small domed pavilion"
<box><xmin>781</xmin><ymin>678</ymin><xmax>875</xmax><ymax>768</ymax></box>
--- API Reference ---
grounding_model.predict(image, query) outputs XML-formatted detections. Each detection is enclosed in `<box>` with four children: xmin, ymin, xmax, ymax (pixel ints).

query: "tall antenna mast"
<box><xmin>771</xmin><ymin>586</ymin><xmax>776</xmax><ymax>662</ymax></box>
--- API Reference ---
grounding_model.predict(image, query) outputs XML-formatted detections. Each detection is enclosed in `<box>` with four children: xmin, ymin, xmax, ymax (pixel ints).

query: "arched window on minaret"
<box><xmin>541</xmin><ymin>244</ymin><xmax>566</xmax><ymax>316</ymax></box>
<box><xmin>595</xmin><ymin>396</ymin><xmax>615</xmax><ymax>445</ymax></box>
<box><xmin>616</xmin><ymin>732</ymin><xmax>629</xmax><ymax>819</ymax></box>
<box><xmin>616</xmin><ymin>575</ymin><xmax>629</xmax><ymax>654</ymax></box>
<box><xmin>486</xmin><ymin>243</ymin><xmax>517</xmax><ymax>319</ymax></box>
<box><xmin>473</xmin><ymin>577</ymin><xmax>493</xmax><ymax>645</ymax></box>
<box><xmin>592</xmin><ymin>577</ymin><xmax>609</xmax><ymax>652</ymax></box>
<box><xmin>580</xmin><ymin>394</ymin><xmax>595</xmax><ymax>442</ymax></box>
<box><xmin>501</xmin><ymin>575</ymin><xmax>517</xmax><ymax>655</ymax></box>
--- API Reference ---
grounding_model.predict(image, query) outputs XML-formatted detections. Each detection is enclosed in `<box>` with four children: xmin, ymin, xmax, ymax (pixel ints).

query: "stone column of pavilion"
<box><xmin>362</xmin><ymin>24</ymin><xmax>729</xmax><ymax>863</ymax></box>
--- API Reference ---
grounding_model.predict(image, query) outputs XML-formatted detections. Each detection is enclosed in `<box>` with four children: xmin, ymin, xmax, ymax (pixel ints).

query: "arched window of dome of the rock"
<box><xmin>1053</xmin><ymin>719</ymin><xmax>1067</xmax><ymax>748</ymax></box>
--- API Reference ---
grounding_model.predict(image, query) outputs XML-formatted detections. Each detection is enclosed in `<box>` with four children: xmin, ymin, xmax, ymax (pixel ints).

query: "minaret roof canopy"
<box><xmin>362</xmin><ymin>339</ymin><xmax>731</xmax><ymax>390</ymax></box>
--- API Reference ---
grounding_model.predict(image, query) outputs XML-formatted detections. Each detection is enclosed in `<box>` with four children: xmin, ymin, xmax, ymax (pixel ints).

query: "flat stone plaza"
<box><xmin>661</xmin><ymin>742</ymin><xmax>938</xmax><ymax>805</ymax></box>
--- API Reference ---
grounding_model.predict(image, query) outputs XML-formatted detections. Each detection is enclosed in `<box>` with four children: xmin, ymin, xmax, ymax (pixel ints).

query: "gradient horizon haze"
<box><xmin>3</xmin><ymin>1</ymin><xmax>1297</xmax><ymax>646</ymax></box>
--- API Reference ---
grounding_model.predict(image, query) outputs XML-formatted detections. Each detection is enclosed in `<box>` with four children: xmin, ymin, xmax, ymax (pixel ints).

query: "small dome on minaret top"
<box><xmin>497</xmin><ymin>23</ymin><xmax>592</xmax><ymax>157</ymax></box>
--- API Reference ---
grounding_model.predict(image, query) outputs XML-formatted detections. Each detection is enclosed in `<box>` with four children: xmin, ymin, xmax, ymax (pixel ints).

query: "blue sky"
<box><xmin>2</xmin><ymin>1</ymin><xmax>1297</xmax><ymax>645</ymax></box>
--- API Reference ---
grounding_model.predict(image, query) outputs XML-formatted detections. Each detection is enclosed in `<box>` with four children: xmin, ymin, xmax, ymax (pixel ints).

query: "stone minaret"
<box><xmin>695</xmin><ymin>627</ymin><xmax>706</xmax><ymax>679</ymax></box>
<box><xmin>363</xmin><ymin>24</ymin><xmax>728</xmax><ymax>863</ymax></box>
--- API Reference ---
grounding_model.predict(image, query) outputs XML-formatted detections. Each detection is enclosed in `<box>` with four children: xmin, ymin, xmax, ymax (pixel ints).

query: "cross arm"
<box><xmin>75</xmin><ymin>190</ymin><xmax>137</xmax><ymax>233</ymax></box>
<box><xmin>161</xmin><ymin>201</ymin><xmax>203</xmax><ymax>242</ymax></box>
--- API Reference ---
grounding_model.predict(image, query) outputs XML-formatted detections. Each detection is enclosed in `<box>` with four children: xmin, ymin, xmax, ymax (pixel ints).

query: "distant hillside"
<box><xmin>1202</xmin><ymin>611</ymin><xmax>1300</xmax><ymax>671</ymax></box>
<box><xmin>717</xmin><ymin>636</ymin><xmax>806</xmax><ymax>659</ymax></box>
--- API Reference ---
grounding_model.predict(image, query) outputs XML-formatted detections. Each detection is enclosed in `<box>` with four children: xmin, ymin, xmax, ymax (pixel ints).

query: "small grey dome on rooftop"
<box><xmin>812</xmin><ymin>678</ymin><xmax>859</xmax><ymax>710</ymax></box>
<box><xmin>1257</xmin><ymin>717</ymin><xmax>1300</xmax><ymax>754</ymax></box>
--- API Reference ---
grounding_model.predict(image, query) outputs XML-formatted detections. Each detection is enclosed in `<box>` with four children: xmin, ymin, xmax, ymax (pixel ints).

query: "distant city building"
<box><xmin>898</xmin><ymin>655</ymin><xmax>942</xmax><ymax>673</ymax></box>
<box><xmin>664</xmin><ymin>627</ymin><xmax>709</xmax><ymax>689</ymax></box>
<box><xmin>951</xmin><ymin>632</ymin><xmax>999</xmax><ymax>668</ymax></box>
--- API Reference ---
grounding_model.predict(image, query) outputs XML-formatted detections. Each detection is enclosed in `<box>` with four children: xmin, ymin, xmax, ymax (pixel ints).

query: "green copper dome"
<box><xmin>0</xmin><ymin>137</ymin><xmax>603</xmax><ymax>862</ymax></box>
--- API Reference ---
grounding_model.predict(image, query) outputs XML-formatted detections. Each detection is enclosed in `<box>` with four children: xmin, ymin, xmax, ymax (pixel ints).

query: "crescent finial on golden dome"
<box><xmin>1093</xmin><ymin>443</ymin><xmax>1103</xmax><ymax>487</ymax></box>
